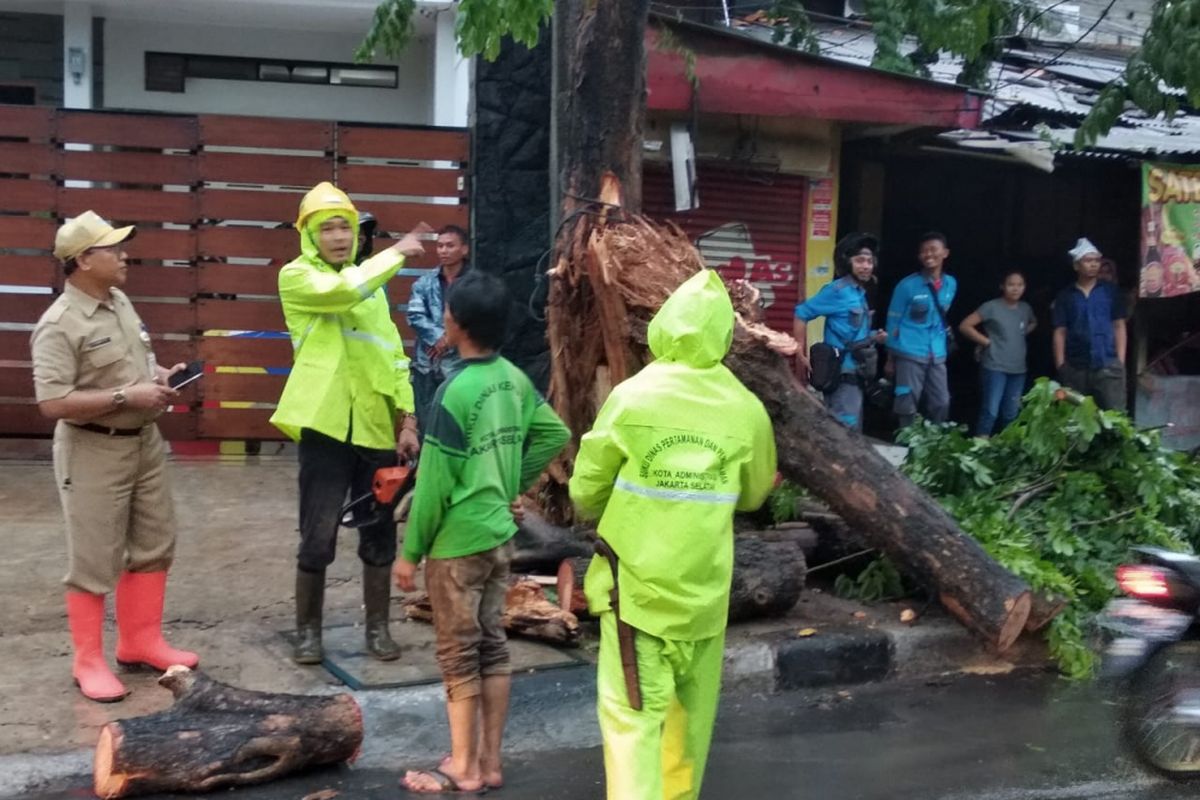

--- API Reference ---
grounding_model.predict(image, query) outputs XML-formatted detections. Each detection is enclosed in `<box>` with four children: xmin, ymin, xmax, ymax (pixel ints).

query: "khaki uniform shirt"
<box><xmin>31</xmin><ymin>282</ymin><xmax>160</xmax><ymax>429</ymax></box>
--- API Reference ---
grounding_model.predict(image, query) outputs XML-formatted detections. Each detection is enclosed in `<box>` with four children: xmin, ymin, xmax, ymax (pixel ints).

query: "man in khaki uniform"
<box><xmin>32</xmin><ymin>211</ymin><xmax>199</xmax><ymax>703</ymax></box>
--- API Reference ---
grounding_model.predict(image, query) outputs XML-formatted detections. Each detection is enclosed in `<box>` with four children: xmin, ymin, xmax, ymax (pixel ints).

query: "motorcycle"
<box><xmin>1098</xmin><ymin>546</ymin><xmax>1200</xmax><ymax>779</ymax></box>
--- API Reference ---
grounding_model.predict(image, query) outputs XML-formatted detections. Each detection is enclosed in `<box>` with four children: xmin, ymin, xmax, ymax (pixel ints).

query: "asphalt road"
<box><xmin>16</xmin><ymin>671</ymin><xmax>1200</xmax><ymax>800</ymax></box>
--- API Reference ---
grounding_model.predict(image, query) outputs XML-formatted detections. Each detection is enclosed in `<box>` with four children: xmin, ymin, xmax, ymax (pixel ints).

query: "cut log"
<box><xmin>403</xmin><ymin>578</ymin><xmax>581</xmax><ymax>645</ymax></box>
<box><xmin>724</xmin><ymin>326</ymin><xmax>1032</xmax><ymax>651</ymax></box>
<box><xmin>513</xmin><ymin>514</ymin><xmax>808</xmax><ymax>623</ymax></box>
<box><xmin>93</xmin><ymin>667</ymin><xmax>361</xmax><ymax>799</ymax></box>
<box><xmin>729</xmin><ymin>533</ymin><xmax>806</xmax><ymax>623</ymax></box>
<box><xmin>1026</xmin><ymin>591</ymin><xmax>1069</xmax><ymax>633</ymax></box>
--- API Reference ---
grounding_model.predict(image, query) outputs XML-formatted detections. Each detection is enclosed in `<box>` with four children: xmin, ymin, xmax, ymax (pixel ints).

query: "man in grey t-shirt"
<box><xmin>959</xmin><ymin>271</ymin><xmax>1037</xmax><ymax>436</ymax></box>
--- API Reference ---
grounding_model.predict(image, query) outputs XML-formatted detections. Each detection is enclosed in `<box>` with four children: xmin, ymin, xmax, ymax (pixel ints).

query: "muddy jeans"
<box><xmin>426</xmin><ymin>540</ymin><xmax>515</xmax><ymax>701</ymax></box>
<box><xmin>1058</xmin><ymin>362</ymin><xmax>1126</xmax><ymax>412</ymax></box>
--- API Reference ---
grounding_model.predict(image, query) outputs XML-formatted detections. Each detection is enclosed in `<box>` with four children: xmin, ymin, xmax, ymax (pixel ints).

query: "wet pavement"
<box><xmin>11</xmin><ymin>671</ymin><xmax>1199</xmax><ymax>800</ymax></box>
<box><xmin>1</xmin><ymin>447</ymin><xmax>1184</xmax><ymax>799</ymax></box>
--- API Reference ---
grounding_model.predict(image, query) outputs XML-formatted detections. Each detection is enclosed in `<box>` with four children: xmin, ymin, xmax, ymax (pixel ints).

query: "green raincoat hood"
<box><xmin>647</xmin><ymin>269</ymin><xmax>734</xmax><ymax>368</ymax></box>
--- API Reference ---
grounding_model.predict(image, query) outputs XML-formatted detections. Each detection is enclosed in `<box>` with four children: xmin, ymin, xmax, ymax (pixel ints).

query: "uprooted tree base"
<box><xmin>542</xmin><ymin>194</ymin><xmax>1035</xmax><ymax>651</ymax></box>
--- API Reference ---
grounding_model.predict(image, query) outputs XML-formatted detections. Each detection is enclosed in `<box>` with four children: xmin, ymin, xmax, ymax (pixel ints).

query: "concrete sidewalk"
<box><xmin>0</xmin><ymin>447</ymin><xmax>1046</xmax><ymax>798</ymax></box>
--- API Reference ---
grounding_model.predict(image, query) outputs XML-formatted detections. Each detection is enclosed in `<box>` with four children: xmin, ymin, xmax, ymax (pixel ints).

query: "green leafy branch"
<box><xmin>357</xmin><ymin>0</ymin><xmax>553</xmax><ymax>64</ymax></box>
<box><xmin>899</xmin><ymin>378</ymin><xmax>1200</xmax><ymax>679</ymax></box>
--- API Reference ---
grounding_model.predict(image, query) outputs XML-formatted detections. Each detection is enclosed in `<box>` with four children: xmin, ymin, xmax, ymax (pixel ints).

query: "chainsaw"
<box><xmin>339</xmin><ymin>463</ymin><xmax>417</xmax><ymax>529</ymax></box>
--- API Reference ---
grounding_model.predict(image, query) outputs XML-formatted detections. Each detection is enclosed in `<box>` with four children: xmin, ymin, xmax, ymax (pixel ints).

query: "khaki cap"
<box><xmin>54</xmin><ymin>211</ymin><xmax>136</xmax><ymax>262</ymax></box>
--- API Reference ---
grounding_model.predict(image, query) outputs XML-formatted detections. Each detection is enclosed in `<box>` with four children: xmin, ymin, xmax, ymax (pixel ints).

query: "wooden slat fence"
<box><xmin>0</xmin><ymin>105</ymin><xmax>468</xmax><ymax>440</ymax></box>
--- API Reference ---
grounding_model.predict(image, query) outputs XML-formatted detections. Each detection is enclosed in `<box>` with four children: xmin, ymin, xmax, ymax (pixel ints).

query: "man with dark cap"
<box><xmin>793</xmin><ymin>232</ymin><xmax>887</xmax><ymax>430</ymax></box>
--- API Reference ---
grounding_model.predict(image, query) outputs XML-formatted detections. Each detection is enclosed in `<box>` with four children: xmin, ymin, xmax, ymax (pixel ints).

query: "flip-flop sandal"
<box><xmin>437</xmin><ymin>755</ymin><xmax>503</xmax><ymax>789</ymax></box>
<box><xmin>401</xmin><ymin>768</ymin><xmax>489</xmax><ymax>796</ymax></box>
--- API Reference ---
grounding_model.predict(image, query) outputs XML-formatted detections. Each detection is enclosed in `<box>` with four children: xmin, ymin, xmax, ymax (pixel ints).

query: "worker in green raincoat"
<box><xmin>271</xmin><ymin>182</ymin><xmax>429</xmax><ymax>665</ymax></box>
<box><xmin>570</xmin><ymin>269</ymin><xmax>777</xmax><ymax>800</ymax></box>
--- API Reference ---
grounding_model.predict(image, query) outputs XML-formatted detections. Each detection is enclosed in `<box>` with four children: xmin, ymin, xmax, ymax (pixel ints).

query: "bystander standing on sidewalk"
<box><xmin>885</xmin><ymin>232</ymin><xmax>958</xmax><ymax>428</ymax></box>
<box><xmin>570</xmin><ymin>270</ymin><xmax>776</xmax><ymax>800</ymax></box>
<box><xmin>1052</xmin><ymin>238</ymin><xmax>1128</xmax><ymax>411</ymax></box>
<box><xmin>959</xmin><ymin>270</ymin><xmax>1037</xmax><ymax>436</ymax></box>
<box><xmin>32</xmin><ymin>211</ymin><xmax>199</xmax><ymax>703</ymax></box>
<box><xmin>793</xmin><ymin>232</ymin><xmax>887</xmax><ymax>430</ymax></box>
<box><xmin>394</xmin><ymin>271</ymin><xmax>569</xmax><ymax>795</ymax></box>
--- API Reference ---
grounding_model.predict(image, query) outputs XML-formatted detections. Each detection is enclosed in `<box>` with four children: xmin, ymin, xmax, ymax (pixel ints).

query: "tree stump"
<box><xmin>93</xmin><ymin>667</ymin><xmax>362</xmax><ymax>799</ymax></box>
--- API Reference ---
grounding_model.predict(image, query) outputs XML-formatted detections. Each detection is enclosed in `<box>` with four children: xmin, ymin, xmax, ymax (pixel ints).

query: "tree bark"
<box><xmin>512</xmin><ymin>508</ymin><xmax>594</xmax><ymax>573</ymax></box>
<box><xmin>553</xmin><ymin>0</ymin><xmax>650</xmax><ymax>219</ymax></box>
<box><xmin>93</xmin><ymin>668</ymin><xmax>361</xmax><ymax>799</ymax></box>
<box><xmin>729</xmin><ymin>533</ymin><xmax>807</xmax><ymax>622</ymax></box>
<box><xmin>724</xmin><ymin>328</ymin><xmax>1032</xmax><ymax>651</ymax></box>
<box><xmin>543</xmin><ymin>0</ymin><xmax>651</xmax><ymax>524</ymax></box>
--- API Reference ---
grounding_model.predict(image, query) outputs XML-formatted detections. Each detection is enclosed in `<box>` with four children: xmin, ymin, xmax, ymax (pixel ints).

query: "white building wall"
<box><xmin>103</xmin><ymin>19</ymin><xmax>435</xmax><ymax>125</ymax></box>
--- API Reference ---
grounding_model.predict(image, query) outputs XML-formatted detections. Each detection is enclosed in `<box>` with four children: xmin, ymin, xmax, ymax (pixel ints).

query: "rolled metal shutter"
<box><xmin>642</xmin><ymin>163</ymin><xmax>807</xmax><ymax>332</ymax></box>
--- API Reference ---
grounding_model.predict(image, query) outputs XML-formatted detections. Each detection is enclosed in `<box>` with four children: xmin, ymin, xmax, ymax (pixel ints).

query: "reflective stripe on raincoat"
<box><xmin>270</xmin><ymin>183</ymin><xmax>415</xmax><ymax>448</ymax></box>
<box><xmin>569</xmin><ymin>269</ymin><xmax>777</xmax><ymax>642</ymax></box>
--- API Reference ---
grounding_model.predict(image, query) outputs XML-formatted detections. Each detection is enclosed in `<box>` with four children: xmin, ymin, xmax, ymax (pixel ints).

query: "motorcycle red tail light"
<box><xmin>1117</xmin><ymin>565</ymin><xmax>1172</xmax><ymax>599</ymax></box>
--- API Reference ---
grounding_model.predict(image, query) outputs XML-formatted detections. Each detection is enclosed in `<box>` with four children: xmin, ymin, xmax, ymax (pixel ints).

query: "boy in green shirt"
<box><xmin>394</xmin><ymin>271</ymin><xmax>570</xmax><ymax>795</ymax></box>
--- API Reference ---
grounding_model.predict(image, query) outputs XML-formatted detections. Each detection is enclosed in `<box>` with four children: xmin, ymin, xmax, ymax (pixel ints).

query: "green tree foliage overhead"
<box><xmin>355</xmin><ymin>0</ymin><xmax>552</xmax><ymax>63</ymax></box>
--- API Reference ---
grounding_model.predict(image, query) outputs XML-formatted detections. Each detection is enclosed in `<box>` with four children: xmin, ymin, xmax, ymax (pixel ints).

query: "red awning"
<box><xmin>646</xmin><ymin>22</ymin><xmax>983</xmax><ymax>129</ymax></box>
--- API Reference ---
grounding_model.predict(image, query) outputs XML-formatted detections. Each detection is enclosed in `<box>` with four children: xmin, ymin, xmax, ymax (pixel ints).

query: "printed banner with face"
<box><xmin>1141</xmin><ymin>162</ymin><xmax>1200</xmax><ymax>298</ymax></box>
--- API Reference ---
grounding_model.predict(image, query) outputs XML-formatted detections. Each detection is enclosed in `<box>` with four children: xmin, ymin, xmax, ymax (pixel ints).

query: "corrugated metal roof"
<box><xmin>712</xmin><ymin>13</ymin><xmax>1200</xmax><ymax>159</ymax></box>
<box><xmin>798</xmin><ymin>22</ymin><xmax>1200</xmax><ymax>159</ymax></box>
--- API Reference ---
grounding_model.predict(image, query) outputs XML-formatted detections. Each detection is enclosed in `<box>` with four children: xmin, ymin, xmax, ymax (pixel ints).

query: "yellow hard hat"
<box><xmin>295</xmin><ymin>181</ymin><xmax>357</xmax><ymax>230</ymax></box>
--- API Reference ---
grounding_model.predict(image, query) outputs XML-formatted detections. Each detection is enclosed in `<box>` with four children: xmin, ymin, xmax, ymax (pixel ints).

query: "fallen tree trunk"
<box><xmin>724</xmin><ymin>327</ymin><xmax>1032</xmax><ymax>651</ymax></box>
<box><xmin>93</xmin><ymin>667</ymin><xmax>361</xmax><ymax>799</ymax></box>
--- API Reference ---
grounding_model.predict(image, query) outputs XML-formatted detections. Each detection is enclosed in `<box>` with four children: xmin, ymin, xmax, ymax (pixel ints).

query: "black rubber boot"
<box><xmin>363</xmin><ymin>564</ymin><xmax>401</xmax><ymax>661</ymax></box>
<box><xmin>293</xmin><ymin>569</ymin><xmax>325</xmax><ymax>665</ymax></box>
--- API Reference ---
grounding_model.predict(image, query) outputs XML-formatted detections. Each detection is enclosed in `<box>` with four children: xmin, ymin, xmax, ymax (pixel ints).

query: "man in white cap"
<box><xmin>31</xmin><ymin>211</ymin><xmax>199</xmax><ymax>703</ymax></box>
<box><xmin>1052</xmin><ymin>237</ymin><xmax>1128</xmax><ymax>411</ymax></box>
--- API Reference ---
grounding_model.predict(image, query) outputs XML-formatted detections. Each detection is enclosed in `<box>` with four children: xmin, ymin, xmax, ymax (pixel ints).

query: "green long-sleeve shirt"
<box><xmin>402</xmin><ymin>354</ymin><xmax>570</xmax><ymax>562</ymax></box>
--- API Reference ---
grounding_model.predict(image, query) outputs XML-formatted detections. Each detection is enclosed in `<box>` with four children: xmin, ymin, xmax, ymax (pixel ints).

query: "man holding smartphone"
<box><xmin>271</xmin><ymin>182</ymin><xmax>429</xmax><ymax>665</ymax></box>
<box><xmin>32</xmin><ymin>211</ymin><xmax>199</xmax><ymax>703</ymax></box>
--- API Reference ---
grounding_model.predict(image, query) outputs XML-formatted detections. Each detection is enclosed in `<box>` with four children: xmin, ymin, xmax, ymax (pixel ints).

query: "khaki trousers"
<box><xmin>53</xmin><ymin>421</ymin><xmax>176</xmax><ymax>594</ymax></box>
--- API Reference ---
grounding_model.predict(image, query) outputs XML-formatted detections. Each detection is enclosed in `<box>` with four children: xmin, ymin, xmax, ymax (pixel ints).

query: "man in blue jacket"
<box><xmin>794</xmin><ymin>232</ymin><xmax>887</xmax><ymax>430</ymax></box>
<box><xmin>406</xmin><ymin>225</ymin><xmax>470</xmax><ymax>431</ymax></box>
<box><xmin>886</xmin><ymin>232</ymin><xmax>957</xmax><ymax>428</ymax></box>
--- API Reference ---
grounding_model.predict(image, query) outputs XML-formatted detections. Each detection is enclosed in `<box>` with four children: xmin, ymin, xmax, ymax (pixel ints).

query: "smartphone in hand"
<box><xmin>168</xmin><ymin>361</ymin><xmax>205</xmax><ymax>390</ymax></box>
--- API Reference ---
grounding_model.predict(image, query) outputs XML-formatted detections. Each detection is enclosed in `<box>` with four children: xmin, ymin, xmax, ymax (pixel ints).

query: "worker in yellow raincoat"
<box><xmin>570</xmin><ymin>269</ymin><xmax>777</xmax><ymax>800</ymax></box>
<box><xmin>271</xmin><ymin>182</ymin><xmax>428</xmax><ymax>665</ymax></box>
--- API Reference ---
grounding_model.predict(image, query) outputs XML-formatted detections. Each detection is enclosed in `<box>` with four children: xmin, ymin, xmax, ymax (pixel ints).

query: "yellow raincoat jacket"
<box><xmin>570</xmin><ymin>269</ymin><xmax>777</xmax><ymax>641</ymax></box>
<box><xmin>270</xmin><ymin>183</ymin><xmax>415</xmax><ymax>448</ymax></box>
